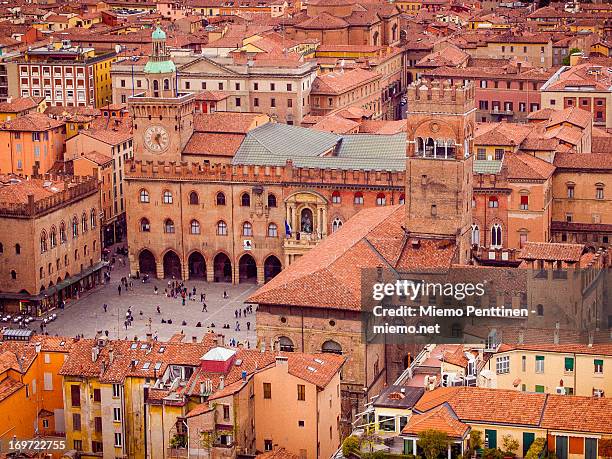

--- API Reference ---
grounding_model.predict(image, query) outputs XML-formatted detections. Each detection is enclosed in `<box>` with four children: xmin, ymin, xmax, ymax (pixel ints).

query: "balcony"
<box><xmin>491</xmin><ymin>107</ymin><xmax>513</xmax><ymax>116</ymax></box>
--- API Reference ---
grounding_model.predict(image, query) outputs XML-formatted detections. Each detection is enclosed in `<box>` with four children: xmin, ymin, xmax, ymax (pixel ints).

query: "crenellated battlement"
<box><xmin>125</xmin><ymin>159</ymin><xmax>406</xmax><ymax>188</ymax></box>
<box><xmin>407</xmin><ymin>79</ymin><xmax>475</xmax><ymax>114</ymax></box>
<box><xmin>0</xmin><ymin>175</ymin><xmax>99</xmax><ymax>218</ymax></box>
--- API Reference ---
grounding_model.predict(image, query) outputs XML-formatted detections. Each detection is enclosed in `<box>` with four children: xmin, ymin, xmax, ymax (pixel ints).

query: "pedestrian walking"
<box><xmin>202</xmin><ymin>303</ymin><xmax>208</xmax><ymax>312</ymax></box>
<box><xmin>118</xmin><ymin>285</ymin><xmax>122</xmax><ymax>296</ymax></box>
<box><xmin>223</xmin><ymin>290</ymin><xmax>228</xmax><ymax>299</ymax></box>
<box><xmin>246</xmin><ymin>321</ymin><xmax>251</xmax><ymax>331</ymax></box>
<box><xmin>103</xmin><ymin>304</ymin><xmax>107</xmax><ymax>312</ymax></box>
<box><xmin>124</xmin><ymin>320</ymin><xmax>128</xmax><ymax>330</ymax></box>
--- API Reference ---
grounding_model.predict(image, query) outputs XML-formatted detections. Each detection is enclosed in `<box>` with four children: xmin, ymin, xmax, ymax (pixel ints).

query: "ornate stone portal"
<box><xmin>283</xmin><ymin>191</ymin><xmax>329</xmax><ymax>266</ymax></box>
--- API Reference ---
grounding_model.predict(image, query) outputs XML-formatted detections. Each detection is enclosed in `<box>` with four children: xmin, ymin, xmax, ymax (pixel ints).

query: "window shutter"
<box><xmin>564</xmin><ymin>357</ymin><xmax>574</xmax><ymax>371</ymax></box>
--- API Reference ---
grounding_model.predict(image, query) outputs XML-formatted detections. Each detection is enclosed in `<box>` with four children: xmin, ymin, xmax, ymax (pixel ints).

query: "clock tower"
<box><xmin>128</xmin><ymin>26</ymin><xmax>195</xmax><ymax>163</ymax></box>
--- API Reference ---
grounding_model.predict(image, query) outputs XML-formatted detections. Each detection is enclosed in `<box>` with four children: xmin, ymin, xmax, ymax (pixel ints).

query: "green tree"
<box><xmin>563</xmin><ymin>48</ymin><xmax>581</xmax><ymax>66</ymax></box>
<box><xmin>342</xmin><ymin>435</ymin><xmax>360</xmax><ymax>457</ymax></box>
<box><xmin>502</xmin><ymin>435</ymin><xmax>519</xmax><ymax>457</ymax></box>
<box><xmin>418</xmin><ymin>429</ymin><xmax>450</xmax><ymax>459</ymax></box>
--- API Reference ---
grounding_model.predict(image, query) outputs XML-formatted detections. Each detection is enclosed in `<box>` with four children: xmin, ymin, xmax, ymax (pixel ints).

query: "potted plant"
<box><xmin>502</xmin><ymin>435</ymin><xmax>519</xmax><ymax>459</ymax></box>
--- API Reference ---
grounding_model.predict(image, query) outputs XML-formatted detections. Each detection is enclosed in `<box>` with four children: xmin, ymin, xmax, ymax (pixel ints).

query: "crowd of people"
<box><xmin>105</xmin><ymin>267</ymin><xmax>256</xmax><ymax>349</ymax></box>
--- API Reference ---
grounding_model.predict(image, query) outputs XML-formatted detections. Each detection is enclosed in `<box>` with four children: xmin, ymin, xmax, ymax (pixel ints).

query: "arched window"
<box><xmin>59</xmin><ymin>222</ymin><xmax>66</xmax><ymax>243</ymax></box>
<box><xmin>332</xmin><ymin>217</ymin><xmax>343</xmax><ymax>233</ymax></box>
<box><xmin>354</xmin><ymin>192</ymin><xmax>364</xmax><ymax>205</ymax></box>
<box><xmin>90</xmin><ymin>209</ymin><xmax>97</xmax><ymax>228</ymax></box>
<box><xmin>491</xmin><ymin>223</ymin><xmax>502</xmax><ymax>248</ymax></box>
<box><xmin>72</xmin><ymin>217</ymin><xmax>78</xmax><ymax>237</ymax></box>
<box><xmin>164</xmin><ymin>219</ymin><xmax>175</xmax><ymax>233</ymax></box>
<box><xmin>267</xmin><ymin>223</ymin><xmax>278</xmax><ymax>237</ymax></box>
<box><xmin>536</xmin><ymin>304</ymin><xmax>544</xmax><ymax>316</ymax></box>
<box><xmin>50</xmin><ymin>227</ymin><xmax>57</xmax><ymax>248</ymax></box>
<box><xmin>267</xmin><ymin>193</ymin><xmax>277</xmax><ymax>208</ymax></box>
<box><xmin>0</xmin><ymin>242</ymin><xmax>2</xmax><ymax>253</ymax></box>
<box><xmin>190</xmin><ymin>220</ymin><xmax>200</xmax><ymax>234</ymax></box>
<box><xmin>140</xmin><ymin>189</ymin><xmax>150</xmax><ymax>203</ymax></box>
<box><xmin>488</xmin><ymin>196</ymin><xmax>499</xmax><ymax>208</ymax></box>
<box><xmin>15</xmin><ymin>243</ymin><xmax>20</xmax><ymax>254</ymax></box>
<box><xmin>40</xmin><ymin>231</ymin><xmax>48</xmax><ymax>253</ymax></box>
<box><xmin>241</xmin><ymin>193</ymin><xmax>250</xmax><ymax>207</ymax></box>
<box><xmin>332</xmin><ymin>191</ymin><xmax>341</xmax><ymax>204</ymax></box>
<box><xmin>278</xmin><ymin>336</ymin><xmax>294</xmax><ymax>352</ymax></box>
<box><xmin>322</xmin><ymin>340</ymin><xmax>342</xmax><ymax>355</ymax></box>
<box><xmin>163</xmin><ymin>78</ymin><xmax>170</xmax><ymax>90</ymax></box>
<box><xmin>243</xmin><ymin>221</ymin><xmax>253</xmax><ymax>236</ymax></box>
<box><xmin>189</xmin><ymin>191</ymin><xmax>199</xmax><ymax>205</ymax></box>
<box><xmin>471</xmin><ymin>225</ymin><xmax>480</xmax><ymax>246</ymax></box>
<box><xmin>153</xmin><ymin>80</ymin><xmax>159</xmax><ymax>93</ymax></box>
<box><xmin>217</xmin><ymin>220</ymin><xmax>228</xmax><ymax>236</ymax></box>
<box><xmin>140</xmin><ymin>218</ymin><xmax>150</xmax><ymax>232</ymax></box>
<box><xmin>399</xmin><ymin>193</ymin><xmax>405</xmax><ymax>205</ymax></box>
<box><xmin>216</xmin><ymin>192</ymin><xmax>226</xmax><ymax>206</ymax></box>
<box><xmin>81</xmin><ymin>213</ymin><xmax>88</xmax><ymax>232</ymax></box>
<box><xmin>10</xmin><ymin>270</ymin><xmax>16</xmax><ymax>279</ymax></box>
<box><xmin>163</xmin><ymin>190</ymin><xmax>173</xmax><ymax>204</ymax></box>
<box><xmin>376</xmin><ymin>193</ymin><xmax>386</xmax><ymax>206</ymax></box>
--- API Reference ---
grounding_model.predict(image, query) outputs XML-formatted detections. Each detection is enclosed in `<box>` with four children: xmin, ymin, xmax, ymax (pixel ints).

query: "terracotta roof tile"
<box><xmin>0</xmin><ymin>377</ymin><xmax>23</xmax><ymax>402</ymax></box>
<box><xmin>257</xmin><ymin>448</ymin><xmax>301</xmax><ymax>459</ymax></box>
<box><xmin>0</xmin><ymin>112</ymin><xmax>63</xmax><ymax>131</ymax></box>
<box><xmin>415</xmin><ymin>387</ymin><xmax>548</xmax><ymax>426</ymax></box>
<box><xmin>553</xmin><ymin>153</ymin><xmax>612</xmax><ymax>170</ymax></box>
<box><xmin>183</xmin><ymin>132</ymin><xmax>245</xmax><ymax>156</ymax></box>
<box><xmin>505</xmin><ymin>153</ymin><xmax>556</xmax><ymax>181</ymax></box>
<box><xmin>540</xmin><ymin>395</ymin><xmax>612</xmax><ymax>434</ymax></box>
<box><xmin>402</xmin><ymin>404</ymin><xmax>469</xmax><ymax>438</ymax></box>
<box><xmin>0</xmin><ymin>96</ymin><xmax>44</xmax><ymax>113</ymax></box>
<box><xmin>519</xmin><ymin>242</ymin><xmax>584</xmax><ymax>262</ymax></box>
<box><xmin>311</xmin><ymin>68</ymin><xmax>380</xmax><ymax>95</ymax></box>
<box><xmin>193</xmin><ymin>112</ymin><xmax>267</xmax><ymax>134</ymax></box>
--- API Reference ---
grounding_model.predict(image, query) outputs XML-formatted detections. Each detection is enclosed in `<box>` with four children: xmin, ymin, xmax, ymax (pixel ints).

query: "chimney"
<box><xmin>588</xmin><ymin>331</ymin><xmax>594</xmax><ymax>347</ymax></box>
<box><xmin>219</xmin><ymin>376</ymin><xmax>225</xmax><ymax>390</ymax></box>
<box><xmin>518</xmin><ymin>329</ymin><xmax>524</xmax><ymax>345</ymax></box>
<box><xmin>276</xmin><ymin>355</ymin><xmax>288</xmax><ymax>371</ymax></box>
<box><xmin>569</xmin><ymin>52</ymin><xmax>584</xmax><ymax>67</ymax></box>
<box><xmin>91</xmin><ymin>346</ymin><xmax>99</xmax><ymax>362</ymax></box>
<box><xmin>553</xmin><ymin>328</ymin><xmax>559</xmax><ymax>345</ymax></box>
<box><xmin>108</xmin><ymin>348</ymin><xmax>114</xmax><ymax>364</ymax></box>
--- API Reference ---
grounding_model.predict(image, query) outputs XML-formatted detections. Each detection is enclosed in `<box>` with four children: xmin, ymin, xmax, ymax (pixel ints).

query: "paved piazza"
<box><xmin>43</xmin><ymin>248</ymin><xmax>258</xmax><ymax>347</ymax></box>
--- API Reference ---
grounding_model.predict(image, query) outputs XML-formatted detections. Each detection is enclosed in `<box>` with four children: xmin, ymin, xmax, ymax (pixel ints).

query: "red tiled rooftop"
<box><xmin>519</xmin><ymin>242</ymin><xmax>584</xmax><ymax>262</ymax></box>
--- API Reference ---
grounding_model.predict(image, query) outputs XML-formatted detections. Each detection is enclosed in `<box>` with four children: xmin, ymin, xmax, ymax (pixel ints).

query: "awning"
<box><xmin>0</xmin><ymin>261</ymin><xmax>108</xmax><ymax>301</ymax></box>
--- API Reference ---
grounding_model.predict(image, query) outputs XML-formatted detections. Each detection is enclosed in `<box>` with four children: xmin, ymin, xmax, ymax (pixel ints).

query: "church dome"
<box><xmin>152</xmin><ymin>26</ymin><xmax>167</xmax><ymax>40</ymax></box>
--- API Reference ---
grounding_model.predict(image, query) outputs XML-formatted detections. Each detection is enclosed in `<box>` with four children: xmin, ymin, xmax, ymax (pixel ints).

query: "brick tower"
<box><xmin>404</xmin><ymin>79</ymin><xmax>475</xmax><ymax>264</ymax></box>
<box><xmin>128</xmin><ymin>26</ymin><xmax>195</xmax><ymax>163</ymax></box>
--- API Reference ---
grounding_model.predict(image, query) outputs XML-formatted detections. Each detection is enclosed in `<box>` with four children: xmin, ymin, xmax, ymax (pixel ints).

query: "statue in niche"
<box><xmin>300</xmin><ymin>208</ymin><xmax>313</xmax><ymax>234</ymax></box>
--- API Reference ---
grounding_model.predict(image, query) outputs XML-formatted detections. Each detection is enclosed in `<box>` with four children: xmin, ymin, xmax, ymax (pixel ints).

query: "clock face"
<box><xmin>143</xmin><ymin>125</ymin><xmax>170</xmax><ymax>153</ymax></box>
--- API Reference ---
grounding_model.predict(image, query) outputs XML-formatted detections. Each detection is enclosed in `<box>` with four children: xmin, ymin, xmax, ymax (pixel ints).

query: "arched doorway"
<box><xmin>188</xmin><ymin>252</ymin><xmax>206</xmax><ymax>279</ymax></box>
<box><xmin>264</xmin><ymin>255</ymin><xmax>282</xmax><ymax>282</ymax></box>
<box><xmin>213</xmin><ymin>253</ymin><xmax>232</xmax><ymax>283</ymax></box>
<box><xmin>139</xmin><ymin>249</ymin><xmax>157</xmax><ymax>277</ymax></box>
<box><xmin>163</xmin><ymin>251</ymin><xmax>181</xmax><ymax>279</ymax></box>
<box><xmin>239</xmin><ymin>254</ymin><xmax>257</xmax><ymax>283</ymax></box>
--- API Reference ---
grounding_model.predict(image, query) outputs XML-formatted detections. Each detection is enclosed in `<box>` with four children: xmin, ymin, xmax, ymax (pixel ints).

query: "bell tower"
<box><xmin>404</xmin><ymin>79</ymin><xmax>475</xmax><ymax>265</ymax></box>
<box><xmin>128</xmin><ymin>26</ymin><xmax>195</xmax><ymax>163</ymax></box>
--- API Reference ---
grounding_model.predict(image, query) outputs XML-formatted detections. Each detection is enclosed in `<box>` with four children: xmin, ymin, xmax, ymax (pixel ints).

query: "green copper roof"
<box><xmin>144</xmin><ymin>59</ymin><xmax>176</xmax><ymax>74</ymax></box>
<box><xmin>152</xmin><ymin>27</ymin><xmax>167</xmax><ymax>40</ymax></box>
<box><xmin>473</xmin><ymin>160</ymin><xmax>502</xmax><ymax>174</ymax></box>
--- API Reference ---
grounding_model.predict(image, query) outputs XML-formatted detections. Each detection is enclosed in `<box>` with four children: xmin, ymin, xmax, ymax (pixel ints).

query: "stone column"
<box><xmin>156</xmin><ymin>261</ymin><xmax>164</xmax><ymax>280</ymax></box>
<box><xmin>447</xmin><ymin>443</ymin><xmax>451</xmax><ymax>459</ymax></box>
<box><xmin>257</xmin><ymin>264</ymin><xmax>265</xmax><ymax>285</ymax></box>
<box><xmin>322</xmin><ymin>206</ymin><xmax>328</xmax><ymax>237</ymax></box>
<box><xmin>206</xmin><ymin>261</ymin><xmax>214</xmax><ymax>283</ymax></box>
